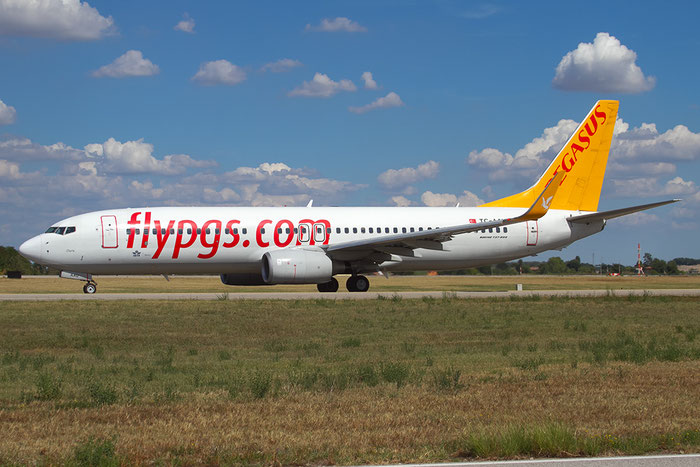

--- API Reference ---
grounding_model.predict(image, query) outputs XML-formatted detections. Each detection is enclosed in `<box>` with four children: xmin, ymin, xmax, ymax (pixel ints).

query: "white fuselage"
<box><xmin>23</xmin><ymin>206</ymin><xmax>604</xmax><ymax>275</ymax></box>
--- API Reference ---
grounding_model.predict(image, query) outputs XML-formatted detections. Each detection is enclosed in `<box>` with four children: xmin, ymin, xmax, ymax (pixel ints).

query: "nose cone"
<box><xmin>19</xmin><ymin>235</ymin><xmax>43</xmax><ymax>263</ymax></box>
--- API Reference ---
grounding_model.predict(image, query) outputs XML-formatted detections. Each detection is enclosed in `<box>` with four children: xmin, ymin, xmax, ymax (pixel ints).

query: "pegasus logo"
<box><xmin>542</xmin><ymin>196</ymin><xmax>553</xmax><ymax>210</ymax></box>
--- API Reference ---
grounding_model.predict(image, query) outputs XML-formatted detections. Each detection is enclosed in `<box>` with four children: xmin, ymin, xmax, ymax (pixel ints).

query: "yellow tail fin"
<box><xmin>480</xmin><ymin>100</ymin><xmax>619</xmax><ymax>212</ymax></box>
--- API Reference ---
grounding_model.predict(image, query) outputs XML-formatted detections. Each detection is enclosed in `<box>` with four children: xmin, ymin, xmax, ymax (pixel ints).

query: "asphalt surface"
<box><xmin>1</xmin><ymin>289</ymin><xmax>699</xmax><ymax>301</ymax></box>
<box><xmin>365</xmin><ymin>454</ymin><xmax>700</xmax><ymax>466</ymax></box>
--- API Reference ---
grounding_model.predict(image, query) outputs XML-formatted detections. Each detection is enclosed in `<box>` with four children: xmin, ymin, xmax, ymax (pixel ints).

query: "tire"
<box><xmin>84</xmin><ymin>283</ymin><xmax>97</xmax><ymax>294</ymax></box>
<box><xmin>354</xmin><ymin>275</ymin><xmax>370</xmax><ymax>292</ymax></box>
<box><xmin>317</xmin><ymin>277</ymin><xmax>339</xmax><ymax>293</ymax></box>
<box><xmin>346</xmin><ymin>276</ymin><xmax>358</xmax><ymax>292</ymax></box>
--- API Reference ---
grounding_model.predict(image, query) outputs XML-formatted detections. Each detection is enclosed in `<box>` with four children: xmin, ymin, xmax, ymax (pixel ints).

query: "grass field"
<box><xmin>0</xmin><ymin>295</ymin><xmax>699</xmax><ymax>464</ymax></box>
<box><xmin>2</xmin><ymin>273</ymin><xmax>700</xmax><ymax>294</ymax></box>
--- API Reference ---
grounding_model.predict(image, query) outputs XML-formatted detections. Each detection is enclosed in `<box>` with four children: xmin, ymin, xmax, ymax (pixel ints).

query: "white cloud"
<box><xmin>361</xmin><ymin>71</ymin><xmax>378</xmax><ymax>90</ymax></box>
<box><xmin>460</xmin><ymin>4</ymin><xmax>501</xmax><ymax>19</ymax></box>
<box><xmin>305</xmin><ymin>17</ymin><xmax>367</xmax><ymax>33</ymax></box>
<box><xmin>553</xmin><ymin>32</ymin><xmax>656</xmax><ymax>93</ymax></box>
<box><xmin>0</xmin><ymin>159</ymin><xmax>21</xmax><ymax>179</ymax></box>
<box><xmin>378</xmin><ymin>161</ymin><xmax>440</xmax><ymax>189</ymax></box>
<box><xmin>390</xmin><ymin>195</ymin><xmax>413</xmax><ymax>207</ymax></box>
<box><xmin>84</xmin><ymin>138</ymin><xmax>216</xmax><ymax>175</ymax></box>
<box><xmin>609</xmin><ymin>176</ymin><xmax>697</xmax><ymax>198</ymax></box>
<box><xmin>467</xmin><ymin>119</ymin><xmax>578</xmax><ymax>183</ymax></box>
<box><xmin>420</xmin><ymin>190</ymin><xmax>484</xmax><ymax>207</ymax></box>
<box><xmin>288</xmin><ymin>73</ymin><xmax>356</xmax><ymax>98</ymax></box>
<box><xmin>0</xmin><ymin>137</ymin><xmax>83</xmax><ymax>161</ymax></box>
<box><xmin>192</xmin><ymin>60</ymin><xmax>247</xmax><ymax>86</ymax></box>
<box><xmin>612</xmin><ymin>122</ymin><xmax>700</xmax><ymax>161</ymax></box>
<box><xmin>174</xmin><ymin>13</ymin><xmax>195</xmax><ymax>33</ymax></box>
<box><xmin>261</xmin><ymin>58</ymin><xmax>302</xmax><ymax>73</ymax></box>
<box><xmin>92</xmin><ymin>50</ymin><xmax>160</xmax><ymax>78</ymax></box>
<box><xmin>0</xmin><ymin>99</ymin><xmax>17</xmax><ymax>125</ymax></box>
<box><xmin>0</xmin><ymin>0</ymin><xmax>115</xmax><ymax>40</ymax></box>
<box><xmin>349</xmin><ymin>92</ymin><xmax>404</xmax><ymax>114</ymax></box>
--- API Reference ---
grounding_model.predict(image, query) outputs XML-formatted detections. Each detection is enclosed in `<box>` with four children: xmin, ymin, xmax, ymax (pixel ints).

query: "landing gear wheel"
<box><xmin>83</xmin><ymin>283</ymin><xmax>97</xmax><ymax>294</ymax></box>
<box><xmin>346</xmin><ymin>275</ymin><xmax>370</xmax><ymax>292</ymax></box>
<box><xmin>317</xmin><ymin>277</ymin><xmax>339</xmax><ymax>293</ymax></box>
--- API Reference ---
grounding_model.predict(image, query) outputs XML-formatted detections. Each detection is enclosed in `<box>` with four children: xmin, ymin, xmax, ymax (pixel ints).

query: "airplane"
<box><xmin>18</xmin><ymin>100</ymin><xmax>678</xmax><ymax>294</ymax></box>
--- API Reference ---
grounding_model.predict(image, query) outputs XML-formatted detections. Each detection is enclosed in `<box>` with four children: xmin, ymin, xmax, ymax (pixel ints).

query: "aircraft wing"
<box><xmin>567</xmin><ymin>199</ymin><xmax>680</xmax><ymax>224</ymax></box>
<box><xmin>324</xmin><ymin>171</ymin><xmax>565</xmax><ymax>255</ymax></box>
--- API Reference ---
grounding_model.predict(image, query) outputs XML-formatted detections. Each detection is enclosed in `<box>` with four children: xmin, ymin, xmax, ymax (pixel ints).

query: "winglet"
<box><xmin>516</xmin><ymin>170</ymin><xmax>565</xmax><ymax>222</ymax></box>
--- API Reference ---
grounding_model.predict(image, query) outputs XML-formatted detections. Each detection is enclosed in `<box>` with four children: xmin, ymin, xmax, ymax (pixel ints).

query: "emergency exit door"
<box><xmin>101</xmin><ymin>215</ymin><xmax>118</xmax><ymax>248</ymax></box>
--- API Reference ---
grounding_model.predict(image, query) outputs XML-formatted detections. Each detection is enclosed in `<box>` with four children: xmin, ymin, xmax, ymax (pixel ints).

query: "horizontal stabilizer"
<box><xmin>567</xmin><ymin>199</ymin><xmax>680</xmax><ymax>224</ymax></box>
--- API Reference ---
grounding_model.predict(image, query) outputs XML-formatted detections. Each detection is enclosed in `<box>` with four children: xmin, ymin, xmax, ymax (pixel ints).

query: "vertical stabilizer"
<box><xmin>481</xmin><ymin>100</ymin><xmax>618</xmax><ymax>212</ymax></box>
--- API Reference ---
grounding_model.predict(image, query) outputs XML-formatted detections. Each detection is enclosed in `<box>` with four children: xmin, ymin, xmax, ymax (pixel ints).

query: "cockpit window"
<box><xmin>55</xmin><ymin>227</ymin><xmax>66</xmax><ymax>235</ymax></box>
<box><xmin>45</xmin><ymin>226</ymin><xmax>58</xmax><ymax>233</ymax></box>
<box><xmin>65</xmin><ymin>226</ymin><xmax>76</xmax><ymax>234</ymax></box>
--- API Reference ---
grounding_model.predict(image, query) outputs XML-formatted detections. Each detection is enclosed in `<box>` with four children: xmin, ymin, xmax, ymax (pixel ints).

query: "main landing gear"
<box><xmin>346</xmin><ymin>275</ymin><xmax>370</xmax><ymax>292</ymax></box>
<box><xmin>82</xmin><ymin>282</ymin><xmax>97</xmax><ymax>294</ymax></box>
<box><xmin>316</xmin><ymin>275</ymin><xmax>371</xmax><ymax>292</ymax></box>
<box><xmin>317</xmin><ymin>277</ymin><xmax>339</xmax><ymax>293</ymax></box>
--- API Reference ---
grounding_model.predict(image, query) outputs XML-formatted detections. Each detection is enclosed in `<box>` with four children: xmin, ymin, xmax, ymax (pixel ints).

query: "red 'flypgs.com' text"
<box><xmin>125</xmin><ymin>212</ymin><xmax>331</xmax><ymax>260</ymax></box>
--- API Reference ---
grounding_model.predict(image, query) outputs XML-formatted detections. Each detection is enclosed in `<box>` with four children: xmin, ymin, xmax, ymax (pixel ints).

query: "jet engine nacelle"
<box><xmin>220</xmin><ymin>272</ymin><xmax>269</xmax><ymax>286</ymax></box>
<box><xmin>262</xmin><ymin>248</ymin><xmax>333</xmax><ymax>284</ymax></box>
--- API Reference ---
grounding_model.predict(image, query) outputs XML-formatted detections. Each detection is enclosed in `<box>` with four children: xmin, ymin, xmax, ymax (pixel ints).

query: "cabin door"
<box><xmin>101</xmin><ymin>215</ymin><xmax>118</xmax><ymax>248</ymax></box>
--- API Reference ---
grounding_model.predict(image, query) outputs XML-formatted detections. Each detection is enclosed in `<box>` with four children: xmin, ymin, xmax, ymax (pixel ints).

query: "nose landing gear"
<box><xmin>82</xmin><ymin>282</ymin><xmax>97</xmax><ymax>294</ymax></box>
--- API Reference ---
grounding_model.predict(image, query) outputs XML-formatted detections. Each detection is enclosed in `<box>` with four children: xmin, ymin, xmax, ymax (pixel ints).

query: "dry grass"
<box><xmin>0</xmin><ymin>296</ymin><xmax>698</xmax><ymax>464</ymax></box>
<box><xmin>2</xmin><ymin>273</ymin><xmax>699</xmax><ymax>294</ymax></box>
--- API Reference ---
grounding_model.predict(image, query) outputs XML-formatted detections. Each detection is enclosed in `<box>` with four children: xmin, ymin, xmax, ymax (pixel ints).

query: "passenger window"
<box><xmin>261</xmin><ymin>228</ymin><xmax>265</xmax><ymax>234</ymax></box>
<box><xmin>393</xmin><ymin>227</ymin><xmax>398</xmax><ymax>233</ymax></box>
<box><xmin>126</xmin><ymin>228</ymin><xmax>131</xmax><ymax>235</ymax></box>
<box><xmin>353</xmin><ymin>227</ymin><xmax>357</xmax><ymax>233</ymax></box>
<box><xmin>135</xmin><ymin>228</ymin><xmax>140</xmax><ymax>235</ymax></box>
<box><xmin>504</xmin><ymin>227</ymin><xmax>508</xmax><ymax>233</ymax></box>
<box><xmin>496</xmin><ymin>227</ymin><xmax>500</xmax><ymax>233</ymax></box>
<box><xmin>369</xmin><ymin>227</ymin><xmax>373</xmax><ymax>233</ymax></box>
<box><xmin>152</xmin><ymin>228</ymin><xmax>157</xmax><ymax>235</ymax></box>
<box><xmin>361</xmin><ymin>227</ymin><xmax>366</xmax><ymax>233</ymax></box>
<box><xmin>293</xmin><ymin>228</ymin><xmax>297</xmax><ymax>234</ymax></box>
<box><xmin>428</xmin><ymin>227</ymin><xmax>432</xmax><ymax>230</ymax></box>
<box><xmin>225</xmin><ymin>228</ymin><xmax>230</xmax><ymax>234</ymax></box>
<box><xmin>326</xmin><ymin>228</ymin><xmax>331</xmax><ymax>234</ymax></box>
<box><xmin>242</xmin><ymin>228</ymin><xmax>247</xmax><ymax>234</ymax></box>
<box><xmin>385</xmin><ymin>228</ymin><xmax>390</xmax><ymax>233</ymax></box>
<box><xmin>402</xmin><ymin>227</ymin><xmax>407</xmax><ymax>233</ymax></box>
<box><xmin>197</xmin><ymin>228</ymin><xmax>202</xmax><ymax>235</ymax></box>
<box><xmin>161</xmin><ymin>228</ymin><xmax>166</xmax><ymax>234</ymax></box>
<box><xmin>410</xmin><ymin>227</ymin><xmax>415</xmax><ymax>232</ymax></box>
<box><xmin>277</xmin><ymin>228</ymin><xmax>282</xmax><ymax>234</ymax></box>
<box><xmin>345</xmin><ymin>227</ymin><xmax>349</xmax><ymax>234</ymax></box>
<box><xmin>286</xmin><ymin>228</ymin><xmax>291</xmax><ymax>234</ymax></box>
<box><xmin>206</xmin><ymin>229</ymin><xmax>211</xmax><ymax>234</ymax></box>
<box><xmin>170</xmin><ymin>229</ymin><xmax>175</xmax><ymax>235</ymax></box>
<box><xmin>419</xmin><ymin>227</ymin><xmax>423</xmax><ymax>231</ymax></box>
<box><xmin>65</xmin><ymin>226</ymin><xmax>76</xmax><ymax>234</ymax></box>
<box><xmin>336</xmin><ymin>228</ymin><xmax>341</xmax><ymax>234</ymax></box>
<box><xmin>488</xmin><ymin>228</ymin><xmax>493</xmax><ymax>233</ymax></box>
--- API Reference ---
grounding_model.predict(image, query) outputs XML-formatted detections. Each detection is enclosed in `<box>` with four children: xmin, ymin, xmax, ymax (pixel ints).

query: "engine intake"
<box><xmin>262</xmin><ymin>248</ymin><xmax>333</xmax><ymax>284</ymax></box>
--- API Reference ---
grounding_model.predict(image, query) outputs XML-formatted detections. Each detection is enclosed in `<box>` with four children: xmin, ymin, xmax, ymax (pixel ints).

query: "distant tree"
<box><xmin>643</xmin><ymin>252</ymin><xmax>653</xmax><ymax>268</ymax></box>
<box><xmin>566</xmin><ymin>256</ymin><xmax>581</xmax><ymax>272</ymax></box>
<box><xmin>541</xmin><ymin>257</ymin><xmax>568</xmax><ymax>274</ymax></box>
<box><xmin>672</xmin><ymin>257</ymin><xmax>700</xmax><ymax>266</ymax></box>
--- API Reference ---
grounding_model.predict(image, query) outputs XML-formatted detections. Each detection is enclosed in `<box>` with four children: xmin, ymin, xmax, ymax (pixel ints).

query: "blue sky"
<box><xmin>1</xmin><ymin>0</ymin><xmax>699</xmax><ymax>264</ymax></box>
